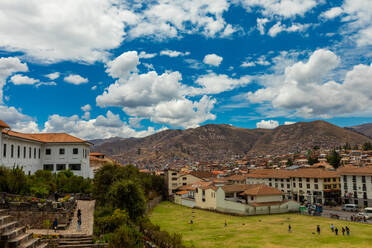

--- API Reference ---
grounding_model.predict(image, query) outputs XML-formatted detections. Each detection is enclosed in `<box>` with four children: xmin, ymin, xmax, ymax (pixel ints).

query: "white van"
<box><xmin>363</xmin><ymin>207</ymin><xmax>372</xmax><ymax>218</ymax></box>
<box><xmin>342</xmin><ymin>204</ymin><xmax>358</xmax><ymax>212</ymax></box>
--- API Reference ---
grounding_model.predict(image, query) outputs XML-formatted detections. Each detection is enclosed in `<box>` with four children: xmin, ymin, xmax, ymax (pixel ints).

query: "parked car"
<box><xmin>342</xmin><ymin>204</ymin><xmax>358</xmax><ymax>212</ymax></box>
<box><xmin>356</xmin><ymin>212</ymin><xmax>370</xmax><ymax>220</ymax></box>
<box><xmin>363</xmin><ymin>207</ymin><xmax>372</xmax><ymax>218</ymax></box>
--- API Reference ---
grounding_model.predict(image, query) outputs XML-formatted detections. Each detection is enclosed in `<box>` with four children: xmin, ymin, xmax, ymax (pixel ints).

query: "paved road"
<box><xmin>28</xmin><ymin>200</ymin><xmax>95</xmax><ymax>236</ymax></box>
<box><xmin>321</xmin><ymin>209</ymin><xmax>371</xmax><ymax>223</ymax></box>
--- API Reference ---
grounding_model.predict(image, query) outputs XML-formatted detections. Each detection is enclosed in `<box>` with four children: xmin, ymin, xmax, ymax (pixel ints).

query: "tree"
<box><xmin>362</xmin><ymin>142</ymin><xmax>372</xmax><ymax>151</ymax></box>
<box><xmin>327</xmin><ymin>150</ymin><xmax>341</xmax><ymax>169</ymax></box>
<box><xmin>108</xmin><ymin>180</ymin><xmax>146</xmax><ymax>221</ymax></box>
<box><xmin>109</xmin><ymin>223</ymin><xmax>143</xmax><ymax>248</ymax></box>
<box><xmin>343</xmin><ymin>142</ymin><xmax>351</xmax><ymax>150</ymax></box>
<box><xmin>308</xmin><ymin>156</ymin><xmax>319</xmax><ymax>165</ymax></box>
<box><xmin>286</xmin><ymin>158</ymin><xmax>293</xmax><ymax>166</ymax></box>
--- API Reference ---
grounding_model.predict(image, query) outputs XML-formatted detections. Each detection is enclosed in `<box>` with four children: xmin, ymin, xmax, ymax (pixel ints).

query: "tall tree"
<box><xmin>327</xmin><ymin>150</ymin><xmax>341</xmax><ymax>169</ymax></box>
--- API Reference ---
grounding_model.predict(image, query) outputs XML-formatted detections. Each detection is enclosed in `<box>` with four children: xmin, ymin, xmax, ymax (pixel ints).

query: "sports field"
<box><xmin>149</xmin><ymin>201</ymin><xmax>372</xmax><ymax>248</ymax></box>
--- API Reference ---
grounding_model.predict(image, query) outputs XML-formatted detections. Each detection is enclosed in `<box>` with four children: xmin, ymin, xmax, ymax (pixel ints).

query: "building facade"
<box><xmin>340</xmin><ymin>166</ymin><xmax>372</xmax><ymax>207</ymax></box>
<box><xmin>0</xmin><ymin>120</ymin><xmax>93</xmax><ymax>178</ymax></box>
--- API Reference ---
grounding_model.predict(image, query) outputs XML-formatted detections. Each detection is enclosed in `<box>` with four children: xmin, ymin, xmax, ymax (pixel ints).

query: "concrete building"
<box><xmin>0</xmin><ymin>120</ymin><xmax>93</xmax><ymax>178</ymax></box>
<box><xmin>339</xmin><ymin>166</ymin><xmax>372</xmax><ymax>207</ymax></box>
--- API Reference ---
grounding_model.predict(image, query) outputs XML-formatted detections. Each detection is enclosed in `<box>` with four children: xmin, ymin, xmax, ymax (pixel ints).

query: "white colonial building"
<box><xmin>0</xmin><ymin>120</ymin><xmax>93</xmax><ymax>178</ymax></box>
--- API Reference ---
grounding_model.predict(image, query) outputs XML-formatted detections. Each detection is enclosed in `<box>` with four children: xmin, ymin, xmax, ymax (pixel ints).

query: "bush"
<box><xmin>108</xmin><ymin>223</ymin><xmax>143</xmax><ymax>248</ymax></box>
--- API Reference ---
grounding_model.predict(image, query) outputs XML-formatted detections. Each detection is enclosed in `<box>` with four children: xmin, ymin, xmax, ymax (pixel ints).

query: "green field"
<box><xmin>149</xmin><ymin>202</ymin><xmax>372</xmax><ymax>248</ymax></box>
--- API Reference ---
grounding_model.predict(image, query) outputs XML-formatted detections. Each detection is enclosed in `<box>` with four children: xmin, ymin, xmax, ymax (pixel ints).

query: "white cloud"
<box><xmin>0</xmin><ymin>105</ymin><xmax>39</xmax><ymax>133</ymax></box>
<box><xmin>0</xmin><ymin>0</ymin><xmax>129</xmax><ymax>63</ymax></box>
<box><xmin>160</xmin><ymin>50</ymin><xmax>190</xmax><ymax>57</ymax></box>
<box><xmin>81</xmin><ymin>104</ymin><xmax>91</xmax><ymax>112</ymax></box>
<box><xmin>0</xmin><ymin>57</ymin><xmax>28</xmax><ymax>103</ymax></box>
<box><xmin>247</xmin><ymin>49</ymin><xmax>372</xmax><ymax>118</ymax></box>
<box><xmin>241</xmin><ymin>61</ymin><xmax>256</xmax><ymax>67</ymax></box>
<box><xmin>105</xmin><ymin>51</ymin><xmax>139</xmax><ymax>79</ymax></box>
<box><xmin>91</xmin><ymin>86</ymin><xmax>97</xmax><ymax>91</ymax></box>
<box><xmin>42</xmin><ymin>111</ymin><xmax>160</xmax><ymax>139</ymax></box>
<box><xmin>129</xmin><ymin>117</ymin><xmax>144</xmax><ymax>128</ymax></box>
<box><xmin>256</xmin><ymin>18</ymin><xmax>269</xmax><ymax>35</ymax></box>
<box><xmin>256</xmin><ymin>120</ymin><xmax>279</xmax><ymax>129</ymax></box>
<box><xmin>239</xmin><ymin>0</ymin><xmax>318</xmax><ymax>18</ymax></box>
<box><xmin>64</xmin><ymin>74</ymin><xmax>88</xmax><ymax>85</ymax></box>
<box><xmin>36</xmin><ymin>81</ymin><xmax>57</xmax><ymax>87</ymax></box>
<box><xmin>45</xmin><ymin>72</ymin><xmax>60</xmax><ymax>80</ymax></box>
<box><xmin>10</xmin><ymin>74</ymin><xmax>39</xmax><ymax>85</ymax></box>
<box><xmin>284</xmin><ymin>121</ymin><xmax>296</xmax><ymax>125</ymax></box>
<box><xmin>321</xmin><ymin>7</ymin><xmax>343</xmax><ymax>19</ymax></box>
<box><xmin>203</xmin><ymin>54</ymin><xmax>223</xmax><ymax>66</ymax></box>
<box><xmin>268</xmin><ymin>22</ymin><xmax>310</xmax><ymax>37</ymax></box>
<box><xmin>189</xmin><ymin>73</ymin><xmax>251</xmax><ymax>95</ymax></box>
<box><xmin>139</xmin><ymin>51</ymin><xmax>157</xmax><ymax>59</ymax></box>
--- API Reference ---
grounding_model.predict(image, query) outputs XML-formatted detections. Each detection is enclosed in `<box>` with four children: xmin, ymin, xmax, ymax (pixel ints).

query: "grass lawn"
<box><xmin>149</xmin><ymin>201</ymin><xmax>372</xmax><ymax>248</ymax></box>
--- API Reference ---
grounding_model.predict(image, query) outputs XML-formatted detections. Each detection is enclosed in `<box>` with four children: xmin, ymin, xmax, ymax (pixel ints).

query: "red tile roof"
<box><xmin>240</xmin><ymin>184</ymin><xmax>284</xmax><ymax>196</ymax></box>
<box><xmin>0</xmin><ymin>120</ymin><xmax>10</xmax><ymax>129</ymax></box>
<box><xmin>338</xmin><ymin>166</ymin><xmax>372</xmax><ymax>176</ymax></box>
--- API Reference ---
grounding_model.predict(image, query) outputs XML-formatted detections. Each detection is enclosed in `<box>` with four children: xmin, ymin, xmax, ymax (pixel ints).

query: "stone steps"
<box><xmin>57</xmin><ymin>235</ymin><xmax>94</xmax><ymax>248</ymax></box>
<box><xmin>0</xmin><ymin>209</ymin><xmax>50</xmax><ymax>248</ymax></box>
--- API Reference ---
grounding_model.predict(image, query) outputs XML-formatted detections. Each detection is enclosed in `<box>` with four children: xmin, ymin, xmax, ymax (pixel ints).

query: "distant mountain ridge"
<box><xmin>349</xmin><ymin>123</ymin><xmax>372</xmax><ymax>138</ymax></box>
<box><xmin>91</xmin><ymin>120</ymin><xmax>372</xmax><ymax>166</ymax></box>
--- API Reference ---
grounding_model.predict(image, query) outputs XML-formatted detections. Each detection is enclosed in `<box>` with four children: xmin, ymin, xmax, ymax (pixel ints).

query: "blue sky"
<box><xmin>1</xmin><ymin>0</ymin><xmax>372</xmax><ymax>139</ymax></box>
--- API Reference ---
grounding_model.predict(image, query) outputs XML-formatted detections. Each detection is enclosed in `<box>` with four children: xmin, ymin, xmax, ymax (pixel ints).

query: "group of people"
<box><xmin>51</xmin><ymin>208</ymin><xmax>82</xmax><ymax>232</ymax></box>
<box><xmin>350</xmin><ymin>215</ymin><xmax>368</xmax><ymax>222</ymax></box>
<box><xmin>330</xmin><ymin>224</ymin><xmax>350</xmax><ymax>236</ymax></box>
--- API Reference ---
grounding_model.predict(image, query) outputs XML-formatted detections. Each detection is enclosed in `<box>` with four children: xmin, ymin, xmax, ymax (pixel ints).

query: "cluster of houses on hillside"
<box><xmin>165</xmin><ymin>164</ymin><xmax>372</xmax><ymax>214</ymax></box>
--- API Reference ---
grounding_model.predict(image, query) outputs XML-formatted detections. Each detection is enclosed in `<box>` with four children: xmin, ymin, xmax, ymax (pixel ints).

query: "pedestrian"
<box><xmin>53</xmin><ymin>218</ymin><xmax>58</xmax><ymax>232</ymax></box>
<box><xmin>346</xmin><ymin>226</ymin><xmax>350</xmax><ymax>236</ymax></box>
<box><xmin>224</xmin><ymin>220</ymin><xmax>227</xmax><ymax>227</ymax></box>
<box><xmin>77</xmin><ymin>216</ymin><xmax>82</xmax><ymax>231</ymax></box>
<box><xmin>330</xmin><ymin>224</ymin><xmax>334</xmax><ymax>232</ymax></box>
<box><xmin>351</xmin><ymin>215</ymin><xmax>353</xmax><ymax>222</ymax></box>
<box><xmin>342</xmin><ymin>227</ymin><xmax>345</xmax><ymax>236</ymax></box>
<box><xmin>77</xmin><ymin>208</ymin><xmax>82</xmax><ymax>219</ymax></box>
<box><xmin>364</xmin><ymin>216</ymin><xmax>367</xmax><ymax>222</ymax></box>
<box><xmin>335</xmin><ymin>227</ymin><xmax>338</xmax><ymax>235</ymax></box>
<box><xmin>317</xmin><ymin>225</ymin><xmax>320</xmax><ymax>235</ymax></box>
<box><xmin>288</xmin><ymin>224</ymin><xmax>291</xmax><ymax>233</ymax></box>
<box><xmin>54</xmin><ymin>192</ymin><xmax>59</xmax><ymax>202</ymax></box>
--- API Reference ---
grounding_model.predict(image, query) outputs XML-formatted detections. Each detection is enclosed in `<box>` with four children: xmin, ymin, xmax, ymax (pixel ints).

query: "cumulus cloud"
<box><xmin>239</xmin><ymin>0</ymin><xmax>318</xmax><ymax>18</ymax></box>
<box><xmin>81</xmin><ymin>104</ymin><xmax>91</xmax><ymax>112</ymax></box>
<box><xmin>203</xmin><ymin>54</ymin><xmax>223</xmax><ymax>66</ymax></box>
<box><xmin>0</xmin><ymin>105</ymin><xmax>39</xmax><ymax>133</ymax></box>
<box><xmin>64</xmin><ymin>74</ymin><xmax>88</xmax><ymax>85</ymax></box>
<box><xmin>257</xmin><ymin>18</ymin><xmax>269</xmax><ymax>35</ymax></box>
<box><xmin>10</xmin><ymin>74</ymin><xmax>39</xmax><ymax>85</ymax></box>
<box><xmin>139</xmin><ymin>51</ymin><xmax>157</xmax><ymax>59</ymax></box>
<box><xmin>321</xmin><ymin>7</ymin><xmax>343</xmax><ymax>19</ymax></box>
<box><xmin>45</xmin><ymin>72</ymin><xmax>60</xmax><ymax>80</ymax></box>
<box><xmin>268</xmin><ymin>22</ymin><xmax>310</xmax><ymax>37</ymax></box>
<box><xmin>160</xmin><ymin>50</ymin><xmax>190</xmax><ymax>57</ymax></box>
<box><xmin>256</xmin><ymin>120</ymin><xmax>279</xmax><ymax>129</ymax></box>
<box><xmin>0</xmin><ymin>57</ymin><xmax>28</xmax><ymax>103</ymax></box>
<box><xmin>247</xmin><ymin>49</ymin><xmax>372</xmax><ymax>118</ymax></box>
<box><xmin>105</xmin><ymin>51</ymin><xmax>139</xmax><ymax>79</ymax></box>
<box><xmin>42</xmin><ymin>111</ymin><xmax>160</xmax><ymax>139</ymax></box>
<box><xmin>0</xmin><ymin>0</ymin><xmax>128</xmax><ymax>63</ymax></box>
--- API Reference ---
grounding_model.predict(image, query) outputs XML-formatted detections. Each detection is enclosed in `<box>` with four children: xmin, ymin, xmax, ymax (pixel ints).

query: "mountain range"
<box><xmin>90</xmin><ymin>120</ymin><xmax>372</xmax><ymax>166</ymax></box>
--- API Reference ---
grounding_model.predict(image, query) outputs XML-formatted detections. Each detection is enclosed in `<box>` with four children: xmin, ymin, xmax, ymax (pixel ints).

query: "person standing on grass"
<box><xmin>317</xmin><ymin>225</ymin><xmax>320</xmax><ymax>235</ymax></box>
<box><xmin>288</xmin><ymin>224</ymin><xmax>291</xmax><ymax>233</ymax></box>
<box><xmin>342</xmin><ymin>227</ymin><xmax>345</xmax><ymax>236</ymax></box>
<box><xmin>224</xmin><ymin>220</ymin><xmax>227</xmax><ymax>227</ymax></box>
<box><xmin>335</xmin><ymin>227</ymin><xmax>338</xmax><ymax>235</ymax></box>
<box><xmin>330</xmin><ymin>224</ymin><xmax>334</xmax><ymax>232</ymax></box>
<box><xmin>346</xmin><ymin>226</ymin><xmax>350</xmax><ymax>236</ymax></box>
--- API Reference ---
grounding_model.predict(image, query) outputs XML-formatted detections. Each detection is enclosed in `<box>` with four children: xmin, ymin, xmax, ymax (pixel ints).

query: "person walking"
<box><xmin>77</xmin><ymin>216</ymin><xmax>82</xmax><ymax>232</ymax></box>
<box><xmin>53</xmin><ymin>218</ymin><xmax>58</xmax><ymax>232</ymax></box>
<box><xmin>346</xmin><ymin>226</ymin><xmax>350</xmax><ymax>236</ymax></box>
<box><xmin>330</xmin><ymin>224</ymin><xmax>334</xmax><ymax>232</ymax></box>
<box><xmin>342</xmin><ymin>227</ymin><xmax>345</xmax><ymax>236</ymax></box>
<box><xmin>77</xmin><ymin>208</ymin><xmax>82</xmax><ymax>219</ymax></box>
<box><xmin>316</xmin><ymin>225</ymin><xmax>320</xmax><ymax>235</ymax></box>
<box><xmin>335</xmin><ymin>227</ymin><xmax>338</xmax><ymax>235</ymax></box>
<box><xmin>224</xmin><ymin>220</ymin><xmax>227</xmax><ymax>227</ymax></box>
<box><xmin>288</xmin><ymin>224</ymin><xmax>292</xmax><ymax>233</ymax></box>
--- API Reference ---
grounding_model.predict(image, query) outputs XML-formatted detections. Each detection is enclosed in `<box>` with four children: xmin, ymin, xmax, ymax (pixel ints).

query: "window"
<box><xmin>306</xmin><ymin>178</ymin><xmax>310</xmax><ymax>182</ymax></box>
<box><xmin>29</xmin><ymin>147</ymin><xmax>31</xmax><ymax>158</ymax></box>
<box><xmin>269</xmin><ymin>183</ymin><xmax>272</xmax><ymax>186</ymax></box>
<box><xmin>183</xmin><ymin>177</ymin><xmax>187</xmax><ymax>180</ymax></box>
<box><xmin>343</xmin><ymin>176</ymin><xmax>347</xmax><ymax>182</ymax></box>
<box><xmin>11</xmin><ymin>145</ymin><xmax>14</xmax><ymax>158</ymax></box>
<box><xmin>23</xmin><ymin>147</ymin><xmax>26</xmax><ymax>158</ymax></box>
<box><xmin>183</xmin><ymin>183</ymin><xmax>187</xmax><ymax>186</ymax></box>
<box><xmin>333</xmin><ymin>178</ymin><xmax>336</xmax><ymax>182</ymax></box>
<box><xmin>85</xmin><ymin>150</ymin><xmax>88</xmax><ymax>158</ymax></box>
<box><xmin>353</xmin><ymin>176</ymin><xmax>356</xmax><ymax>182</ymax></box>
<box><xmin>69</xmin><ymin>164</ymin><xmax>81</xmax><ymax>171</ymax></box>
<box><xmin>281</xmin><ymin>183</ymin><xmax>284</xmax><ymax>188</ymax></box>
<box><xmin>3</xmin><ymin>144</ymin><xmax>6</xmax><ymax>157</ymax></box>
<box><xmin>59</xmin><ymin>148</ymin><xmax>65</xmax><ymax>155</ymax></box>
<box><xmin>17</xmin><ymin>146</ymin><xmax>20</xmax><ymax>158</ymax></box>
<box><xmin>46</xmin><ymin>149</ymin><xmax>51</xmax><ymax>155</ymax></box>
<box><xmin>362</xmin><ymin>176</ymin><xmax>366</xmax><ymax>183</ymax></box>
<box><xmin>363</xmin><ymin>184</ymin><xmax>367</xmax><ymax>191</ymax></box>
<box><xmin>38</xmin><ymin>149</ymin><xmax>40</xmax><ymax>159</ymax></box>
<box><xmin>299</xmin><ymin>183</ymin><xmax>302</xmax><ymax>188</ymax></box>
<box><xmin>353</xmin><ymin>183</ymin><xmax>357</xmax><ymax>190</ymax></box>
<box><xmin>171</xmin><ymin>177</ymin><xmax>177</xmax><ymax>181</ymax></box>
<box><xmin>307</xmin><ymin>184</ymin><xmax>310</xmax><ymax>189</ymax></box>
<box><xmin>287</xmin><ymin>184</ymin><xmax>290</xmax><ymax>189</ymax></box>
<box><xmin>293</xmin><ymin>183</ymin><xmax>296</xmax><ymax>187</ymax></box>
<box><xmin>43</xmin><ymin>164</ymin><xmax>54</xmax><ymax>171</ymax></box>
<box><xmin>299</xmin><ymin>178</ymin><xmax>302</xmax><ymax>182</ymax></box>
<box><xmin>56</xmin><ymin>164</ymin><xmax>66</xmax><ymax>171</ymax></box>
<box><xmin>314</xmin><ymin>178</ymin><xmax>318</xmax><ymax>183</ymax></box>
<box><xmin>315</xmin><ymin>184</ymin><xmax>318</xmax><ymax>190</ymax></box>
<box><xmin>171</xmin><ymin>172</ymin><xmax>177</xmax><ymax>176</ymax></box>
<box><xmin>73</xmin><ymin>148</ymin><xmax>79</xmax><ymax>155</ymax></box>
<box><xmin>34</xmin><ymin>148</ymin><xmax>36</xmax><ymax>159</ymax></box>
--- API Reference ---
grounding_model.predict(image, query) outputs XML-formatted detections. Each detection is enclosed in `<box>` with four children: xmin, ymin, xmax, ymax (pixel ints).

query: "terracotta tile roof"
<box><xmin>338</xmin><ymin>166</ymin><xmax>372</xmax><ymax>176</ymax></box>
<box><xmin>240</xmin><ymin>184</ymin><xmax>284</xmax><ymax>196</ymax></box>
<box><xmin>90</xmin><ymin>152</ymin><xmax>105</xmax><ymax>156</ymax></box>
<box><xmin>225</xmin><ymin>174</ymin><xmax>247</xmax><ymax>181</ymax></box>
<box><xmin>2</xmin><ymin>130</ymin><xmax>89</xmax><ymax>144</ymax></box>
<box><xmin>176</xmin><ymin>191</ymin><xmax>189</xmax><ymax>195</ymax></box>
<box><xmin>178</xmin><ymin>181</ymin><xmax>212</xmax><ymax>191</ymax></box>
<box><xmin>189</xmin><ymin>171</ymin><xmax>215</xmax><ymax>179</ymax></box>
<box><xmin>0</xmin><ymin>120</ymin><xmax>10</xmax><ymax>129</ymax></box>
<box><xmin>221</xmin><ymin>184</ymin><xmax>256</xmax><ymax>193</ymax></box>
